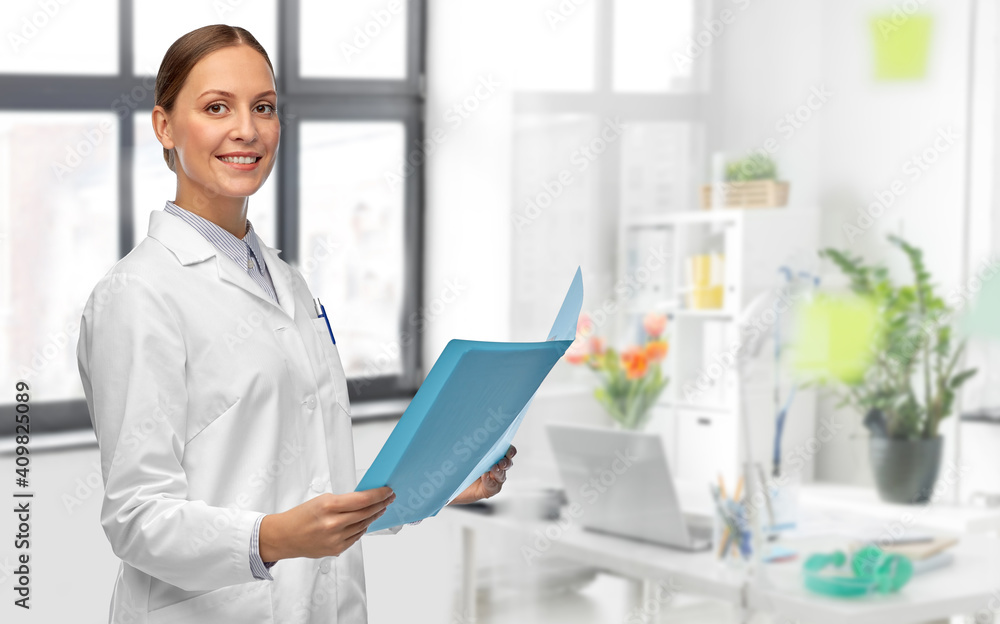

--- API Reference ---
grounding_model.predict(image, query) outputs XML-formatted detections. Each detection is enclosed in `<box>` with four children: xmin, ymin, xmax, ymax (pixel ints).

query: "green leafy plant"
<box><xmin>725</xmin><ymin>154</ymin><xmax>778</xmax><ymax>182</ymax></box>
<box><xmin>818</xmin><ymin>235</ymin><xmax>977</xmax><ymax>440</ymax></box>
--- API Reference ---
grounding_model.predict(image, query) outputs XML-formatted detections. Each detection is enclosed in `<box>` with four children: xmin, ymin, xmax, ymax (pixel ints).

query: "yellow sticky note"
<box><xmin>871</xmin><ymin>14</ymin><xmax>933</xmax><ymax>81</ymax></box>
<box><xmin>793</xmin><ymin>295</ymin><xmax>880</xmax><ymax>384</ymax></box>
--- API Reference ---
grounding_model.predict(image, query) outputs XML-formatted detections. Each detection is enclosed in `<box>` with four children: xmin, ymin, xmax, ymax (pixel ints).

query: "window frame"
<box><xmin>509</xmin><ymin>0</ymin><xmax>718</xmax><ymax>342</ymax></box>
<box><xmin>0</xmin><ymin>0</ymin><xmax>427</xmax><ymax>437</ymax></box>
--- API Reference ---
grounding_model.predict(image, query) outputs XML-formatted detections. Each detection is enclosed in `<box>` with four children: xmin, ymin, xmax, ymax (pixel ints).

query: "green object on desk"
<box><xmin>803</xmin><ymin>546</ymin><xmax>913</xmax><ymax>598</ymax></box>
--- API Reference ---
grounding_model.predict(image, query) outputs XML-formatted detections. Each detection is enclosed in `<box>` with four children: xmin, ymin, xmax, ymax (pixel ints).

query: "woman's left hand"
<box><xmin>449</xmin><ymin>445</ymin><xmax>516</xmax><ymax>505</ymax></box>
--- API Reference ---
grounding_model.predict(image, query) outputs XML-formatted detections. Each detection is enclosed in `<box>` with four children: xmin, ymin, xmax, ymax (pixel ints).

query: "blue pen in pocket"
<box><xmin>313</xmin><ymin>297</ymin><xmax>336</xmax><ymax>344</ymax></box>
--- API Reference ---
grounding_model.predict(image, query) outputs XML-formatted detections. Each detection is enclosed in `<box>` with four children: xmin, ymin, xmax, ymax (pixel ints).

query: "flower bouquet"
<box><xmin>566</xmin><ymin>313</ymin><xmax>671</xmax><ymax>430</ymax></box>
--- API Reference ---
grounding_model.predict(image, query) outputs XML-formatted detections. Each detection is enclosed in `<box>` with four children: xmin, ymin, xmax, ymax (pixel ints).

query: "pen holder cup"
<box><xmin>764</xmin><ymin>472</ymin><xmax>801</xmax><ymax>536</ymax></box>
<box><xmin>712</xmin><ymin>499</ymin><xmax>751</xmax><ymax>567</ymax></box>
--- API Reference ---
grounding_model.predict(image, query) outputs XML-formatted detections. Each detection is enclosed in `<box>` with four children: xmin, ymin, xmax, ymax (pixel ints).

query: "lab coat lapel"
<box><xmin>258</xmin><ymin>242</ymin><xmax>296</xmax><ymax>321</ymax></box>
<box><xmin>147</xmin><ymin>209</ymin><xmax>296</xmax><ymax>321</ymax></box>
<box><xmin>214</xmin><ymin>253</ymin><xmax>296</xmax><ymax>320</ymax></box>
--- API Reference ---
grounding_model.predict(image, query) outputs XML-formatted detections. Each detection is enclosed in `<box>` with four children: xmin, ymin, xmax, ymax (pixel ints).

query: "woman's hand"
<box><xmin>448</xmin><ymin>445</ymin><xmax>516</xmax><ymax>505</ymax></box>
<box><xmin>259</xmin><ymin>486</ymin><xmax>395</xmax><ymax>562</ymax></box>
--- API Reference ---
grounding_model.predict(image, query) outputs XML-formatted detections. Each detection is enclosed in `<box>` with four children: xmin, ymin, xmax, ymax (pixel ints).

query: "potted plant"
<box><xmin>818</xmin><ymin>235</ymin><xmax>977</xmax><ymax>504</ymax></box>
<box><xmin>701</xmin><ymin>154</ymin><xmax>789</xmax><ymax>209</ymax></box>
<box><xmin>566</xmin><ymin>313</ymin><xmax>670</xmax><ymax>430</ymax></box>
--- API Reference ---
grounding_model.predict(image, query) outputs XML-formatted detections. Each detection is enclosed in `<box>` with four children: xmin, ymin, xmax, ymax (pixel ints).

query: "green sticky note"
<box><xmin>793</xmin><ymin>295</ymin><xmax>880</xmax><ymax>384</ymax></box>
<box><xmin>871</xmin><ymin>13</ymin><xmax>933</xmax><ymax>80</ymax></box>
<box><xmin>962</xmin><ymin>269</ymin><xmax>1000</xmax><ymax>340</ymax></box>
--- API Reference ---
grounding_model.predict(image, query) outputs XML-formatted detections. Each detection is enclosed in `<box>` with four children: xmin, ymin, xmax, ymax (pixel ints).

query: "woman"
<box><xmin>76</xmin><ymin>25</ymin><xmax>515</xmax><ymax>624</ymax></box>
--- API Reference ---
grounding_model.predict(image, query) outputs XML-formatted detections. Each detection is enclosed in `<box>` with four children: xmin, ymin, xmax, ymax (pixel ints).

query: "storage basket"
<box><xmin>700</xmin><ymin>180</ymin><xmax>789</xmax><ymax>209</ymax></box>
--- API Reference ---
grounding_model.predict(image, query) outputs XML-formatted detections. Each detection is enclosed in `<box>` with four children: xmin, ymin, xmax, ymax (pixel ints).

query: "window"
<box><xmin>0</xmin><ymin>0</ymin><xmax>119</xmax><ymax>75</ymax></box>
<box><xmin>509</xmin><ymin>0</ymin><xmax>709</xmax><ymax>349</ymax></box>
<box><xmin>0</xmin><ymin>0</ymin><xmax>426</xmax><ymax>436</ymax></box>
<box><xmin>297</xmin><ymin>121</ymin><xmax>407</xmax><ymax>381</ymax></box>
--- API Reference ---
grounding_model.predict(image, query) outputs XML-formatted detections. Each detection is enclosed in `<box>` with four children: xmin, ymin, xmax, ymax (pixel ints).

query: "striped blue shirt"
<box><xmin>161</xmin><ymin>200</ymin><xmax>278</xmax><ymax>581</ymax></box>
<box><xmin>163</xmin><ymin>200</ymin><xmax>279</xmax><ymax>306</ymax></box>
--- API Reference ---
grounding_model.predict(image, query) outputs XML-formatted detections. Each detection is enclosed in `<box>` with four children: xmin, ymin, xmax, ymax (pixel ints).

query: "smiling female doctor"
<box><xmin>75</xmin><ymin>25</ymin><xmax>515</xmax><ymax>624</ymax></box>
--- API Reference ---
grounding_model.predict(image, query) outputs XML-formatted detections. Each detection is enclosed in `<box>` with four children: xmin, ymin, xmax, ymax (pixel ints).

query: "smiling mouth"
<box><xmin>216</xmin><ymin>156</ymin><xmax>262</xmax><ymax>164</ymax></box>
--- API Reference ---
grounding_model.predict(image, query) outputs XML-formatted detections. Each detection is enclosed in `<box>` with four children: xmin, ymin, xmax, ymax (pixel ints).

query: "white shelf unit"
<box><xmin>616</xmin><ymin>207</ymin><xmax>820</xmax><ymax>488</ymax></box>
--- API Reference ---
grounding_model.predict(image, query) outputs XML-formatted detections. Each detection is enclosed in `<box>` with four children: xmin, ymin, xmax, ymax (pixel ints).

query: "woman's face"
<box><xmin>154</xmin><ymin>45</ymin><xmax>279</xmax><ymax>203</ymax></box>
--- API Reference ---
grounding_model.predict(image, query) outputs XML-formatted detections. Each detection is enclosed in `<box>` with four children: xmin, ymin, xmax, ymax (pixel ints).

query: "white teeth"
<box><xmin>219</xmin><ymin>156</ymin><xmax>258</xmax><ymax>164</ymax></box>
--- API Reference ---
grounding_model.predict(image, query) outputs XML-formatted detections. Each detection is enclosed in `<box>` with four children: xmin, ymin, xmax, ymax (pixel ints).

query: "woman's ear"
<box><xmin>151</xmin><ymin>106</ymin><xmax>174</xmax><ymax>150</ymax></box>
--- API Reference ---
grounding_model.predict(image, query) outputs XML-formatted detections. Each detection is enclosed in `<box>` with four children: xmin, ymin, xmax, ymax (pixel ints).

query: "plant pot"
<box><xmin>868</xmin><ymin>436</ymin><xmax>943</xmax><ymax>504</ymax></box>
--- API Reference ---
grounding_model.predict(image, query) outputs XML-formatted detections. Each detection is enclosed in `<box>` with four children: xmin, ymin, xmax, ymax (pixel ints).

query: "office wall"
<box><xmin>0</xmin><ymin>446</ymin><xmax>117</xmax><ymax>621</ymax></box>
<box><xmin>711</xmin><ymin>0</ymin><xmax>825</xmax><ymax>211</ymax></box>
<box><xmin>422</xmin><ymin>0</ymin><xmax>515</xmax><ymax>365</ymax></box>
<box><xmin>715</xmin><ymin>0</ymin><xmax>973</xmax><ymax>485</ymax></box>
<box><xmin>0</xmin><ymin>421</ymin><xmax>456</xmax><ymax>622</ymax></box>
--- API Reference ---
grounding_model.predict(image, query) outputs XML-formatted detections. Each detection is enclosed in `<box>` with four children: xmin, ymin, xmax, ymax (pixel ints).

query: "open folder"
<box><xmin>356</xmin><ymin>267</ymin><xmax>583</xmax><ymax>532</ymax></box>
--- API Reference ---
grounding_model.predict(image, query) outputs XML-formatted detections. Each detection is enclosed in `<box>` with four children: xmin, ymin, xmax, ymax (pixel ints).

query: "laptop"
<box><xmin>546</xmin><ymin>422</ymin><xmax>712</xmax><ymax>551</ymax></box>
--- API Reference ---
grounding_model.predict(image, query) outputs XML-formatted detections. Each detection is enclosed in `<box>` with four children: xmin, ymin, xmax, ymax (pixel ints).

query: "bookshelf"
<box><xmin>616</xmin><ymin>207</ymin><xmax>821</xmax><ymax>487</ymax></box>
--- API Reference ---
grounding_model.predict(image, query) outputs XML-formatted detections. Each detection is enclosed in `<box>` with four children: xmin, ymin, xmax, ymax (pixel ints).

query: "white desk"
<box><xmin>439</xmin><ymin>505</ymin><xmax>745</xmax><ymax>623</ymax></box>
<box><xmin>441</xmin><ymin>496</ymin><xmax>1000</xmax><ymax>624</ymax></box>
<box><xmin>673</xmin><ymin>479</ymin><xmax>1000</xmax><ymax>535</ymax></box>
<box><xmin>799</xmin><ymin>482</ymin><xmax>1000</xmax><ymax>534</ymax></box>
<box><xmin>751</xmin><ymin>533</ymin><xmax>1000</xmax><ymax>624</ymax></box>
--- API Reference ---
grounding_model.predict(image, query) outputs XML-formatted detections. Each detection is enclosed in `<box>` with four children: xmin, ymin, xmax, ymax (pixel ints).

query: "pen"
<box><xmin>717</xmin><ymin>475</ymin><xmax>742</xmax><ymax>558</ymax></box>
<box><xmin>713</xmin><ymin>483</ymin><xmax>734</xmax><ymax>558</ymax></box>
<box><xmin>313</xmin><ymin>297</ymin><xmax>336</xmax><ymax>345</ymax></box>
<box><xmin>710</xmin><ymin>485</ymin><xmax>742</xmax><ymax>558</ymax></box>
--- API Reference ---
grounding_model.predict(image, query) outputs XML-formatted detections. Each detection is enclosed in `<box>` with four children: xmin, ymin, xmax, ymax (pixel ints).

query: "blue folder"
<box><xmin>357</xmin><ymin>267</ymin><xmax>584</xmax><ymax>531</ymax></box>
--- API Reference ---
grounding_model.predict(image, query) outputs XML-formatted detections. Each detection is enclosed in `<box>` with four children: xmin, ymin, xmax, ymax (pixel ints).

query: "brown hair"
<box><xmin>154</xmin><ymin>25</ymin><xmax>275</xmax><ymax>172</ymax></box>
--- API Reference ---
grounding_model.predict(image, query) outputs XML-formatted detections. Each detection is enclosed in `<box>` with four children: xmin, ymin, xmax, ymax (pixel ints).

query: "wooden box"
<box><xmin>700</xmin><ymin>180</ymin><xmax>789</xmax><ymax>209</ymax></box>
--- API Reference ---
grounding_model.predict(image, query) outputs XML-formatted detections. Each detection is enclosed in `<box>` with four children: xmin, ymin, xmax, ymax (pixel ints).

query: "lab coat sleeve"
<box><xmin>249</xmin><ymin>514</ymin><xmax>274</xmax><ymax>581</ymax></box>
<box><xmin>77</xmin><ymin>272</ymin><xmax>263</xmax><ymax>592</ymax></box>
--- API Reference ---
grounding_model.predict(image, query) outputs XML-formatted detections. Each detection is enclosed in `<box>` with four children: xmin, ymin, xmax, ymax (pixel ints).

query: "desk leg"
<box><xmin>736</xmin><ymin>584</ymin><xmax>752</xmax><ymax>624</ymax></box>
<box><xmin>460</xmin><ymin>526</ymin><xmax>477</xmax><ymax>624</ymax></box>
<box><xmin>625</xmin><ymin>579</ymin><xmax>654</xmax><ymax>623</ymax></box>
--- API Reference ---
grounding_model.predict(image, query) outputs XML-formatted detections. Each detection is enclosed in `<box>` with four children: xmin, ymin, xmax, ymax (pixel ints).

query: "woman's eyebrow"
<box><xmin>198</xmin><ymin>89</ymin><xmax>277</xmax><ymax>99</ymax></box>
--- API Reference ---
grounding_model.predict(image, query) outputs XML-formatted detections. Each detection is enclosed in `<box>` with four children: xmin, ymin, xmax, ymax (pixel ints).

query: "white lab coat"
<box><xmin>76</xmin><ymin>208</ymin><xmax>399</xmax><ymax>624</ymax></box>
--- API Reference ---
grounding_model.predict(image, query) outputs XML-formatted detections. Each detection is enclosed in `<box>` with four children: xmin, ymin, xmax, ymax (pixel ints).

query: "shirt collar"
<box><xmin>163</xmin><ymin>200</ymin><xmax>269</xmax><ymax>273</ymax></box>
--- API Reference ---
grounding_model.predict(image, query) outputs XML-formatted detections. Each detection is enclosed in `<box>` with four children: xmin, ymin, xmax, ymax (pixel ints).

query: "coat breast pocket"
<box><xmin>310</xmin><ymin>317</ymin><xmax>351</xmax><ymax>414</ymax></box>
<box><xmin>147</xmin><ymin>581</ymin><xmax>272</xmax><ymax>624</ymax></box>
<box><xmin>187</xmin><ymin>395</ymin><xmax>242</xmax><ymax>445</ymax></box>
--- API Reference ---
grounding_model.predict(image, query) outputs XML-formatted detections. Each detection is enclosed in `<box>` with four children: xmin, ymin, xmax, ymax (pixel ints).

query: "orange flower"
<box><xmin>589</xmin><ymin>336</ymin><xmax>605</xmax><ymax>356</ymax></box>
<box><xmin>577</xmin><ymin>313</ymin><xmax>594</xmax><ymax>338</ymax></box>
<box><xmin>645</xmin><ymin>340</ymin><xmax>668</xmax><ymax>362</ymax></box>
<box><xmin>643</xmin><ymin>313</ymin><xmax>667</xmax><ymax>338</ymax></box>
<box><xmin>621</xmin><ymin>346</ymin><xmax>648</xmax><ymax>380</ymax></box>
<box><xmin>565</xmin><ymin>340</ymin><xmax>589</xmax><ymax>365</ymax></box>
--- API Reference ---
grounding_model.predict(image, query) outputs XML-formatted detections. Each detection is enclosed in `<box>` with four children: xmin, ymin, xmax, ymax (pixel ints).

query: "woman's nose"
<box><xmin>230</xmin><ymin>109</ymin><xmax>259</xmax><ymax>143</ymax></box>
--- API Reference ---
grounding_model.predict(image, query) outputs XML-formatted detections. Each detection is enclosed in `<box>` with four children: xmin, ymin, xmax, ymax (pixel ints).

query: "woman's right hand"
<box><xmin>259</xmin><ymin>486</ymin><xmax>395</xmax><ymax>562</ymax></box>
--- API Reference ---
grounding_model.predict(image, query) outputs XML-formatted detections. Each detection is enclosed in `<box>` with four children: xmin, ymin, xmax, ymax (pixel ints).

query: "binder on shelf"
<box><xmin>356</xmin><ymin>268</ymin><xmax>584</xmax><ymax>532</ymax></box>
<box><xmin>626</xmin><ymin>227</ymin><xmax>674</xmax><ymax>310</ymax></box>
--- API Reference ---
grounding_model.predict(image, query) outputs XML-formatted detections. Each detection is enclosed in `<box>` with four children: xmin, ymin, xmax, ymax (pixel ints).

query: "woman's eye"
<box><xmin>206</xmin><ymin>102</ymin><xmax>274</xmax><ymax>115</ymax></box>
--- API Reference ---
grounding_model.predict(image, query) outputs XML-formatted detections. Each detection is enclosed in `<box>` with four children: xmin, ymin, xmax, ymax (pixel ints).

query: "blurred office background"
<box><xmin>3</xmin><ymin>0</ymin><xmax>1000</xmax><ymax>622</ymax></box>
